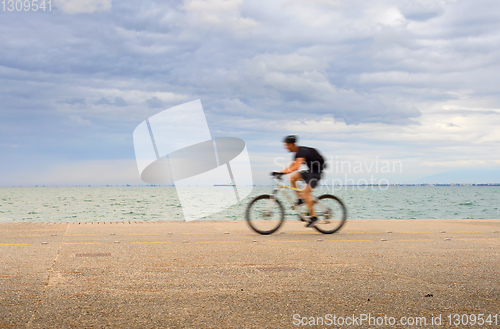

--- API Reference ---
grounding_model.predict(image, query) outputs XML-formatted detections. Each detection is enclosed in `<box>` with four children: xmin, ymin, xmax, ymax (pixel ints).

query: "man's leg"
<box><xmin>302</xmin><ymin>185</ymin><xmax>316</xmax><ymax>217</ymax></box>
<box><xmin>289</xmin><ymin>172</ymin><xmax>304</xmax><ymax>201</ymax></box>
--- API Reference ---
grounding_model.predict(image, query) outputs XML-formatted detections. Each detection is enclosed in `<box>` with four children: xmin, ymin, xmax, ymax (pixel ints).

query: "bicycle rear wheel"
<box><xmin>312</xmin><ymin>194</ymin><xmax>347</xmax><ymax>234</ymax></box>
<box><xmin>245</xmin><ymin>194</ymin><xmax>284</xmax><ymax>235</ymax></box>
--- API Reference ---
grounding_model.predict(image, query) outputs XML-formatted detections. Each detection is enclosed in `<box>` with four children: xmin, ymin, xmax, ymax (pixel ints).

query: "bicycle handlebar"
<box><xmin>270</xmin><ymin>172</ymin><xmax>284</xmax><ymax>179</ymax></box>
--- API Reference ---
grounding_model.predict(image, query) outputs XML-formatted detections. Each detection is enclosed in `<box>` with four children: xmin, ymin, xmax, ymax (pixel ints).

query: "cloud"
<box><xmin>228</xmin><ymin>53</ymin><xmax>421</xmax><ymax>124</ymax></box>
<box><xmin>67</xmin><ymin>115</ymin><xmax>92</xmax><ymax>126</ymax></box>
<box><xmin>113</xmin><ymin>96</ymin><xmax>128</xmax><ymax>107</ymax></box>
<box><xmin>58</xmin><ymin>98</ymin><xmax>86</xmax><ymax>105</ymax></box>
<box><xmin>54</xmin><ymin>0</ymin><xmax>113</xmax><ymax>14</ymax></box>
<box><xmin>1</xmin><ymin>0</ymin><xmax>500</xmax><ymax>185</ymax></box>
<box><xmin>398</xmin><ymin>0</ymin><xmax>450</xmax><ymax>21</ymax></box>
<box><xmin>0</xmin><ymin>159</ymin><xmax>143</xmax><ymax>186</ymax></box>
<box><xmin>146</xmin><ymin>96</ymin><xmax>164</xmax><ymax>109</ymax></box>
<box><xmin>181</xmin><ymin>0</ymin><xmax>258</xmax><ymax>30</ymax></box>
<box><xmin>94</xmin><ymin>97</ymin><xmax>113</xmax><ymax>105</ymax></box>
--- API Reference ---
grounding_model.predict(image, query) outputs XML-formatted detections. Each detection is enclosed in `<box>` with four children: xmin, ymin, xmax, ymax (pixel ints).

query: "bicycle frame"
<box><xmin>267</xmin><ymin>177</ymin><xmax>320</xmax><ymax>221</ymax></box>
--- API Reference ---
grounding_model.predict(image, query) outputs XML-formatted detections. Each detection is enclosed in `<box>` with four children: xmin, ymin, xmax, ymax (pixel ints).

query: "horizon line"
<box><xmin>2</xmin><ymin>183</ymin><xmax>500</xmax><ymax>188</ymax></box>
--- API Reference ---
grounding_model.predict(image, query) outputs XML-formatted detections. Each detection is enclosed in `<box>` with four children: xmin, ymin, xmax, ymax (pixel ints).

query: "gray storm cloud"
<box><xmin>1</xmin><ymin>0</ymin><xmax>500</xmax><ymax>185</ymax></box>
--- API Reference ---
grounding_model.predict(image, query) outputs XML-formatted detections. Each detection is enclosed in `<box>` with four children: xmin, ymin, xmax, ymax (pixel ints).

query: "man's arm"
<box><xmin>281</xmin><ymin>157</ymin><xmax>305</xmax><ymax>174</ymax></box>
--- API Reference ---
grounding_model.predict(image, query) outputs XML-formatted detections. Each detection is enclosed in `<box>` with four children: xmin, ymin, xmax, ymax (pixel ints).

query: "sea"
<box><xmin>0</xmin><ymin>186</ymin><xmax>499</xmax><ymax>223</ymax></box>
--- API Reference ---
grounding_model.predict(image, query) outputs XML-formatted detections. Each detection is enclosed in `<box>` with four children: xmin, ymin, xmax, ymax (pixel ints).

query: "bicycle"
<box><xmin>245</xmin><ymin>172</ymin><xmax>347</xmax><ymax>235</ymax></box>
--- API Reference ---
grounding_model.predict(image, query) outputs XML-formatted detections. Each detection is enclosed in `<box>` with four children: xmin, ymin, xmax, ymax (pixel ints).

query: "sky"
<box><xmin>1</xmin><ymin>0</ymin><xmax>500</xmax><ymax>186</ymax></box>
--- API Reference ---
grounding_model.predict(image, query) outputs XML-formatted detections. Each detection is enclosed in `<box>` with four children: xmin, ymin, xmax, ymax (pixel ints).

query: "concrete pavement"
<box><xmin>1</xmin><ymin>219</ymin><xmax>499</xmax><ymax>328</ymax></box>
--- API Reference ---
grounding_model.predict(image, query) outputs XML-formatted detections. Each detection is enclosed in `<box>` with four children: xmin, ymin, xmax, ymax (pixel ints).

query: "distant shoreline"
<box><xmin>1</xmin><ymin>184</ymin><xmax>500</xmax><ymax>188</ymax></box>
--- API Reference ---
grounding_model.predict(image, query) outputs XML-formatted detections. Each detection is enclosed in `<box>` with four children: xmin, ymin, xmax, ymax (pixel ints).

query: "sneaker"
<box><xmin>306</xmin><ymin>216</ymin><xmax>318</xmax><ymax>227</ymax></box>
<box><xmin>295</xmin><ymin>199</ymin><xmax>304</xmax><ymax>206</ymax></box>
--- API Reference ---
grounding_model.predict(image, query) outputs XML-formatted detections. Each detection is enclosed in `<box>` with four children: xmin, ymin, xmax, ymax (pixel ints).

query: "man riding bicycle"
<box><xmin>273</xmin><ymin>135</ymin><xmax>325</xmax><ymax>227</ymax></box>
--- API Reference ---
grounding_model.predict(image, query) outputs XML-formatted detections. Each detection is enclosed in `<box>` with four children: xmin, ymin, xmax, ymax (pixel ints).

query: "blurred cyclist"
<box><xmin>273</xmin><ymin>135</ymin><xmax>325</xmax><ymax>227</ymax></box>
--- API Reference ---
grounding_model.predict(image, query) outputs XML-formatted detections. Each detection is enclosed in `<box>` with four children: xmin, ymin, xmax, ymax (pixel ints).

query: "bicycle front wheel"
<box><xmin>312</xmin><ymin>194</ymin><xmax>347</xmax><ymax>234</ymax></box>
<box><xmin>245</xmin><ymin>194</ymin><xmax>284</xmax><ymax>235</ymax></box>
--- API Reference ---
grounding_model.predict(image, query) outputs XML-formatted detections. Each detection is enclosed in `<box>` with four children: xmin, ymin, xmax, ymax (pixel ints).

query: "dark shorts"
<box><xmin>299</xmin><ymin>171</ymin><xmax>321</xmax><ymax>188</ymax></box>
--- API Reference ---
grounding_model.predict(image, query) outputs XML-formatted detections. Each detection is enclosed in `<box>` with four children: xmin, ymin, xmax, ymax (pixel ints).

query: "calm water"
<box><xmin>0</xmin><ymin>186</ymin><xmax>499</xmax><ymax>222</ymax></box>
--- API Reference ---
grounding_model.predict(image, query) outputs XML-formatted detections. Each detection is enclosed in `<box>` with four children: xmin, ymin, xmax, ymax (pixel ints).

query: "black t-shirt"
<box><xmin>294</xmin><ymin>146</ymin><xmax>324</xmax><ymax>173</ymax></box>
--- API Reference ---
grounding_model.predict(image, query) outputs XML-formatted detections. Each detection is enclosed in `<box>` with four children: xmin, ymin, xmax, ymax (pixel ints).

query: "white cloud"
<box><xmin>1</xmin><ymin>160</ymin><xmax>143</xmax><ymax>186</ymax></box>
<box><xmin>54</xmin><ymin>0</ymin><xmax>113</xmax><ymax>14</ymax></box>
<box><xmin>422</xmin><ymin>160</ymin><xmax>487</xmax><ymax>167</ymax></box>
<box><xmin>246</xmin><ymin>53</ymin><xmax>326</xmax><ymax>73</ymax></box>
<box><xmin>50</xmin><ymin>83</ymin><xmax>189</xmax><ymax>122</ymax></box>
<box><xmin>358</xmin><ymin>71</ymin><xmax>433</xmax><ymax>85</ymax></box>
<box><xmin>181</xmin><ymin>0</ymin><xmax>258</xmax><ymax>30</ymax></box>
<box><xmin>2</xmin><ymin>0</ymin><xmax>500</xmax><ymax>185</ymax></box>
<box><xmin>370</xmin><ymin>5</ymin><xmax>406</xmax><ymax>27</ymax></box>
<box><xmin>67</xmin><ymin>115</ymin><xmax>92</xmax><ymax>126</ymax></box>
<box><xmin>233</xmin><ymin>53</ymin><xmax>421</xmax><ymax>124</ymax></box>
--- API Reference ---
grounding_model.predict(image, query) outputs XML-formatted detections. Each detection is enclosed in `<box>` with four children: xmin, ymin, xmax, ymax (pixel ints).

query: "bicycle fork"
<box><xmin>263</xmin><ymin>193</ymin><xmax>278</xmax><ymax>218</ymax></box>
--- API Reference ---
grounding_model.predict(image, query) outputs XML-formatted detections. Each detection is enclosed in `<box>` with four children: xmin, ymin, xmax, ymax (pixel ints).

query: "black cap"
<box><xmin>283</xmin><ymin>135</ymin><xmax>297</xmax><ymax>143</ymax></box>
